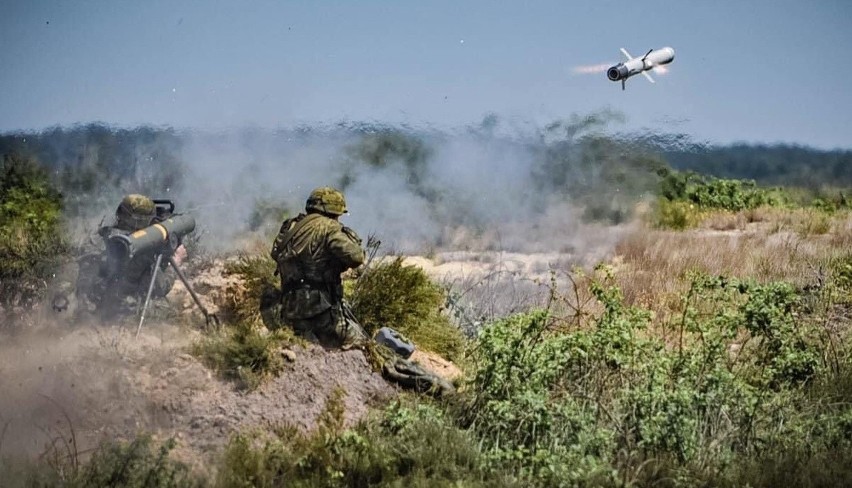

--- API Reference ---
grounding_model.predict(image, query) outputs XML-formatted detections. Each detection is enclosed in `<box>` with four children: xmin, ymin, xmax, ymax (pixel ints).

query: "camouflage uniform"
<box><xmin>270</xmin><ymin>188</ymin><xmax>369</xmax><ymax>346</ymax></box>
<box><xmin>76</xmin><ymin>195</ymin><xmax>175</xmax><ymax>318</ymax></box>
<box><xmin>269</xmin><ymin>187</ymin><xmax>454</xmax><ymax>397</ymax></box>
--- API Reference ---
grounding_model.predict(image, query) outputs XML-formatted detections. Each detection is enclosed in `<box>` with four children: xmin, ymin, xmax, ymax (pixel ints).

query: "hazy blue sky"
<box><xmin>2</xmin><ymin>1</ymin><xmax>850</xmax><ymax>148</ymax></box>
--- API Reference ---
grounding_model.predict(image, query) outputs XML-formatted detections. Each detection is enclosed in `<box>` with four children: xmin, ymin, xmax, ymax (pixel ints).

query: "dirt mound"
<box><xmin>0</xmin><ymin>324</ymin><xmax>394</xmax><ymax>473</ymax></box>
<box><xmin>1</xmin><ymin>255</ymin><xmax>468</xmax><ymax>476</ymax></box>
<box><xmin>167</xmin><ymin>258</ymin><xmax>239</xmax><ymax>319</ymax></box>
<box><xmin>160</xmin><ymin>342</ymin><xmax>395</xmax><ymax>463</ymax></box>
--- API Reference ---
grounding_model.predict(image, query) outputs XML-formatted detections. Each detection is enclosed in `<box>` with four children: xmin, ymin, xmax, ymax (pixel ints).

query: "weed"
<box><xmin>0</xmin><ymin>435</ymin><xmax>200</xmax><ymax>488</ymax></box>
<box><xmin>74</xmin><ymin>435</ymin><xmax>200</xmax><ymax>488</ymax></box>
<box><xmin>653</xmin><ymin>199</ymin><xmax>702</xmax><ymax>229</ymax></box>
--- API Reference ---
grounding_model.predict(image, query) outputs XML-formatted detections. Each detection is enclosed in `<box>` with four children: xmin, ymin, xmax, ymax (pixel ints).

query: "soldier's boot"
<box><xmin>259</xmin><ymin>286</ymin><xmax>284</xmax><ymax>330</ymax></box>
<box><xmin>382</xmin><ymin>356</ymin><xmax>455</xmax><ymax>397</ymax></box>
<box><xmin>335</xmin><ymin>302</ymin><xmax>370</xmax><ymax>350</ymax></box>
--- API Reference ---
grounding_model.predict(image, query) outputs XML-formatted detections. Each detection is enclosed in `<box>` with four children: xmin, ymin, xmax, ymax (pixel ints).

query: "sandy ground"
<box><xmin>0</xmin><ymin>252</ymin><xmax>523</xmax><ymax>475</ymax></box>
<box><xmin>0</xmin><ymin>322</ymin><xmax>394</xmax><ymax>473</ymax></box>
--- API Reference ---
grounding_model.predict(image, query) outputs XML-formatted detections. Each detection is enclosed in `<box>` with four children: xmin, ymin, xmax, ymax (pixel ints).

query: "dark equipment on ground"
<box><xmin>375</xmin><ymin>327</ymin><xmax>415</xmax><ymax>359</ymax></box>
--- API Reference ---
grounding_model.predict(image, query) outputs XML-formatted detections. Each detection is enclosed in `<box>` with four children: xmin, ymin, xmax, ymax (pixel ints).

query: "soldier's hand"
<box><xmin>172</xmin><ymin>245</ymin><xmax>188</xmax><ymax>266</ymax></box>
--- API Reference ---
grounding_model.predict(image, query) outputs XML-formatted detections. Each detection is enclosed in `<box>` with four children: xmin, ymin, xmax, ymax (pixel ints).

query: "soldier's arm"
<box><xmin>327</xmin><ymin>226</ymin><xmax>365</xmax><ymax>270</ymax></box>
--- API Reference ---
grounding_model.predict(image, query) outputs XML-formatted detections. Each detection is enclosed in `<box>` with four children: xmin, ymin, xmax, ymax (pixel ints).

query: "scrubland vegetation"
<box><xmin>2</xmin><ymin>124</ymin><xmax>852</xmax><ymax>486</ymax></box>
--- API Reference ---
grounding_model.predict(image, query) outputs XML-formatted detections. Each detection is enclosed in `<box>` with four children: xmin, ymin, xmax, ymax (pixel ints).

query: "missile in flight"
<box><xmin>607</xmin><ymin>47</ymin><xmax>675</xmax><ymax>90</ymax></box>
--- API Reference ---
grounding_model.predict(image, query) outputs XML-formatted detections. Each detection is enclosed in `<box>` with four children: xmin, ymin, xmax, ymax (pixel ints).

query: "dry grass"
<box><xmin>613</xmin><ymin>210</ymin><xmax>852</xmax><ymax>322</ymax></box>
<box><xmin>699</xmin><ymin>210</ymin><xmax>748</xmax><ymax>231</ymax></box>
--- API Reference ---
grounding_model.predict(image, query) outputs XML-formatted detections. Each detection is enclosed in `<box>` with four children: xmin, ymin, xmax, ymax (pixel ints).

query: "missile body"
<box><xmin>607</xmin><ymin>47</ymin><xmax>675</xmax><ymax>89</ymax></box>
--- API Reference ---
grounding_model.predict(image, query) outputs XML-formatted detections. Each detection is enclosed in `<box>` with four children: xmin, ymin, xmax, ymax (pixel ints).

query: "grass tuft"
<box><xmin>191</xmin><ymin>321</ymin><xmax>295</xmax><ymax>391</ymax></box>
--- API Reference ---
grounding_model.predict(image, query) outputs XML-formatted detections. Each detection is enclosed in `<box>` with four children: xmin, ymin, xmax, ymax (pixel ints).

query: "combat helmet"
<box><xmin>305</xmin><ymin>187</ymin><xmax>348</xmax><ymax>216</ymax></box>
<box><xmin>115</xmin><ymin>194</ymin><xmax>156</xmax><ymax>230</ymax></box>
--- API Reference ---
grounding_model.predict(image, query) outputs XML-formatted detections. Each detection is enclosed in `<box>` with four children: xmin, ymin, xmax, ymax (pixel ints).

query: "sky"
<box><xmin>1</xmin><ymin>0</ymin><xmax>851</xmax><ymax>149</ymax></box>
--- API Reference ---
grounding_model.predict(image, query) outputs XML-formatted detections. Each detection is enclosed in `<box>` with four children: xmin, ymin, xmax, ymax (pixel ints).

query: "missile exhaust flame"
<box><xmin>573</xmin><ymin>63</ymin><xmax>610</xmax><ymax>75</ymax></box>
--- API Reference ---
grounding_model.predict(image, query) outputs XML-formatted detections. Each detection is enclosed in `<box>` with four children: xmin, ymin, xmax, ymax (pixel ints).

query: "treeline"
<box><xmin>661</xmin><ymin>143</ymin><xmax>852</xmax><ymax>189</ymax></box>
<box><xmin>0</xmin><ymin>124</ymin><xmax>185</xmax><ymax>218</ymax></box>
<box><xmin>1</xmin><ymin>123</ymin><xmax>850</xmax><ymax>230</ymax></box>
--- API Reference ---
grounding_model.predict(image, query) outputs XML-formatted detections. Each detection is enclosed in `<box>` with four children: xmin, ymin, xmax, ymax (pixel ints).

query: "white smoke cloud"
<box><xmin>169</xmin><ymin>117</ymin><xmax>633</xmax><ymax>261</ymax></box>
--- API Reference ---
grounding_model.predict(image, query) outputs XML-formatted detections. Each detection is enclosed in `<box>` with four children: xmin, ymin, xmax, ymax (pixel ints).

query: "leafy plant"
<box><xmin>0</xmin><ymin>153</ymin><xmax>68</xmax><ymax>311</ymax></box>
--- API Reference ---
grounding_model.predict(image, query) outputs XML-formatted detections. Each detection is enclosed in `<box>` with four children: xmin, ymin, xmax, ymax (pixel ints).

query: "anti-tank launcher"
<box><xmin>106</xmin><ymin>212</ymin><xmax>196</xmax><ymax>263</ymax></box>
<box><xmin>99</xmin><ymin>199</ymin><xmax>219</xmax><ymax>336</ymax></box>
<box><xmin>128</xmin><ymin>200</ymin><xmax>219</xmax><ymax>337</ymax></box>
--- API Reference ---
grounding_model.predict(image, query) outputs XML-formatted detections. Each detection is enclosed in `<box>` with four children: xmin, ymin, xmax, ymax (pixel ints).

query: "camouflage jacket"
<box><xmin>271</xmin><ymin>212</ymin><xmax>364</xmax><ymax>320</ymax></box>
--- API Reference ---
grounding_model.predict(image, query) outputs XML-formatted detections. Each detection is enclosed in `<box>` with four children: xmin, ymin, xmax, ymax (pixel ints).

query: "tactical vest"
<box><xmin>272</xmin><ymin>213</ymin><xmax>336</xmax><ymax>290</ymax></box>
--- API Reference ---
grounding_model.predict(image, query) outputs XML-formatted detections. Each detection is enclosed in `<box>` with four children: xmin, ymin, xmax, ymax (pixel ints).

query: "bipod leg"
<box><xmin>135</xmin><ymin>253</ymin><xmax>163</xmax><ymax>339</ymax></box>
<box><xmin>166</xmin><ymin>256</ymin><xmax>220</xmax><ymax>330</ymax></box>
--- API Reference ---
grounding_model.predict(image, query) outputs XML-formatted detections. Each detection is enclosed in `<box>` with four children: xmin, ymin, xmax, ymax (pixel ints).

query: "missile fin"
<box><xmin>642</xmin><ymin>71</ymin><xmax>655</xmax><ymax>83</ymax></box>
<box><xmin>619</xmin><ymin>48</ymin><xmax>634</xmax><ymax>60</ymax></box>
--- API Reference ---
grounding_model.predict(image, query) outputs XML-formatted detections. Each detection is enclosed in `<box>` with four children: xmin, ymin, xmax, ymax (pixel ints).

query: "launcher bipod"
<box><xmin>135</xmin><ymin>254</ymin><xmax>221</xmax><ymax>339</ymax></box>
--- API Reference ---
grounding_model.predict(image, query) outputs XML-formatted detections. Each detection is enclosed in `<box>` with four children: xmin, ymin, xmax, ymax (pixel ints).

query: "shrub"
<box><xmin>248</xmin><ymin>199</ymin><xmax>290</xmax><ymax>233</ymax></box>
<box><xmin>0</xmin><ymin>153</ymin><xmax>68</xmax><ymax>311</ymax></box>
<box><xmin>73</xmin><ymin>436</ymin><xmax>201</xmax><ymax>488</ymax></box>
<box><xmin>456</xmin><ymin>269</ymin><xmax>837</xmax><ymax>485</ymax></box>
<box><xmin>349</xmin><ymin>257</ymin><xmax>465</xmax><ymax>360</ymax></box>
<box><xmin>189</xmin><ymin>252</ymin><xmax>295</xmax><ymax>390</ymax></box>
<box><xmin>217</xmin><ymin>395</ymin><xmax>503</xmax><ymax>488</ymax></box>
<box><xmin>653</xmin><ymin>198</ymin><xmax>702</xmax><ymax>229</ymax></box>
<box><xmin>222</xmin><ymin>253</ymin><xmax>279</xmax><ymax>325</ymax></box>
<box><xmin>0</xmin><ymin>435</ymin><xmax>201</xmax><ymax>488</ymax></box>
<box><xmin>659</xmin><ymin>171</ymin><xmax>787</xmax><ymax>212</ymax></box>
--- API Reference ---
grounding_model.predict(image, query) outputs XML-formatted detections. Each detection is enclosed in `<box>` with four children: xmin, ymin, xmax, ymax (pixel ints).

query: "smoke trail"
<box><xmin>572</xmin><ymin>63</ymin><xmax>610</xmax><ymax>74</ymax></box>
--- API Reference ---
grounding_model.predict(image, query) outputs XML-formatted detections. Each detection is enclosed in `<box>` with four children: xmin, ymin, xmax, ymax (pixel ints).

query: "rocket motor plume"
<box><xmin>573</xmin><ymin>63</ymin><xmax>610</xmax><ymax>75</ymax></box>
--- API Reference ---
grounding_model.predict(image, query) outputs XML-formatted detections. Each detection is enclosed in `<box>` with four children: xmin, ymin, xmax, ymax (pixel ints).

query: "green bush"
<box><xmin>191</xmin><ymin>320</ymin><xmax>294</xmax><ymax>390</ymax></box>
<box><xmin>222</xmin><ymin>253</ymin><xmax>279</xmax><ymax>325</ymax></box>
<box><xmin>73</xmin><ymin>436</ymin><xmax>200</xmax><ymax>488</ymax></box>
<box><xmin>659</xmin><ymin>171</ymin><xmax>787</xmax><ymax>212</ymax></box>
<box><xmin>216</xmin><ymin>394</ymin><xmax>504</xmax><ymax>488</ymax></box>
<box><xmin>342</xmin><ymin>129</ymin><xmax>434</xmax><ymax>201</ymax></box>
<box><xmin>653</xmin><ymin>198</ymin><xmax>702</xmax><ymax>229</ymax></box>
<box><xmin>0</xmin><ymin>153</ymin><xmax>68</xmax><ymax>310</ymax></box>
<box><xmin>0</xmin><ymin>435</ymin><xmax>201</xmax><ymax>488</ymax></box>
<box><xmin>349</xmin><ymin>257</ymin><xmax>465</xmax><ymax>360</ymax></box>
<box><xmin>454</xmin><ymin>269</ymin><xmax>839</xmax><ymax>486</ymax></box>
<box><xmin>248</xmin><ymin>199</ymin><xmax>290</xmax><ymax>233</ymax></box>
<box><xmin>189</xmin><ymin>253</ymin><xmax>294</xmax><ymax>390</ymax></box>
